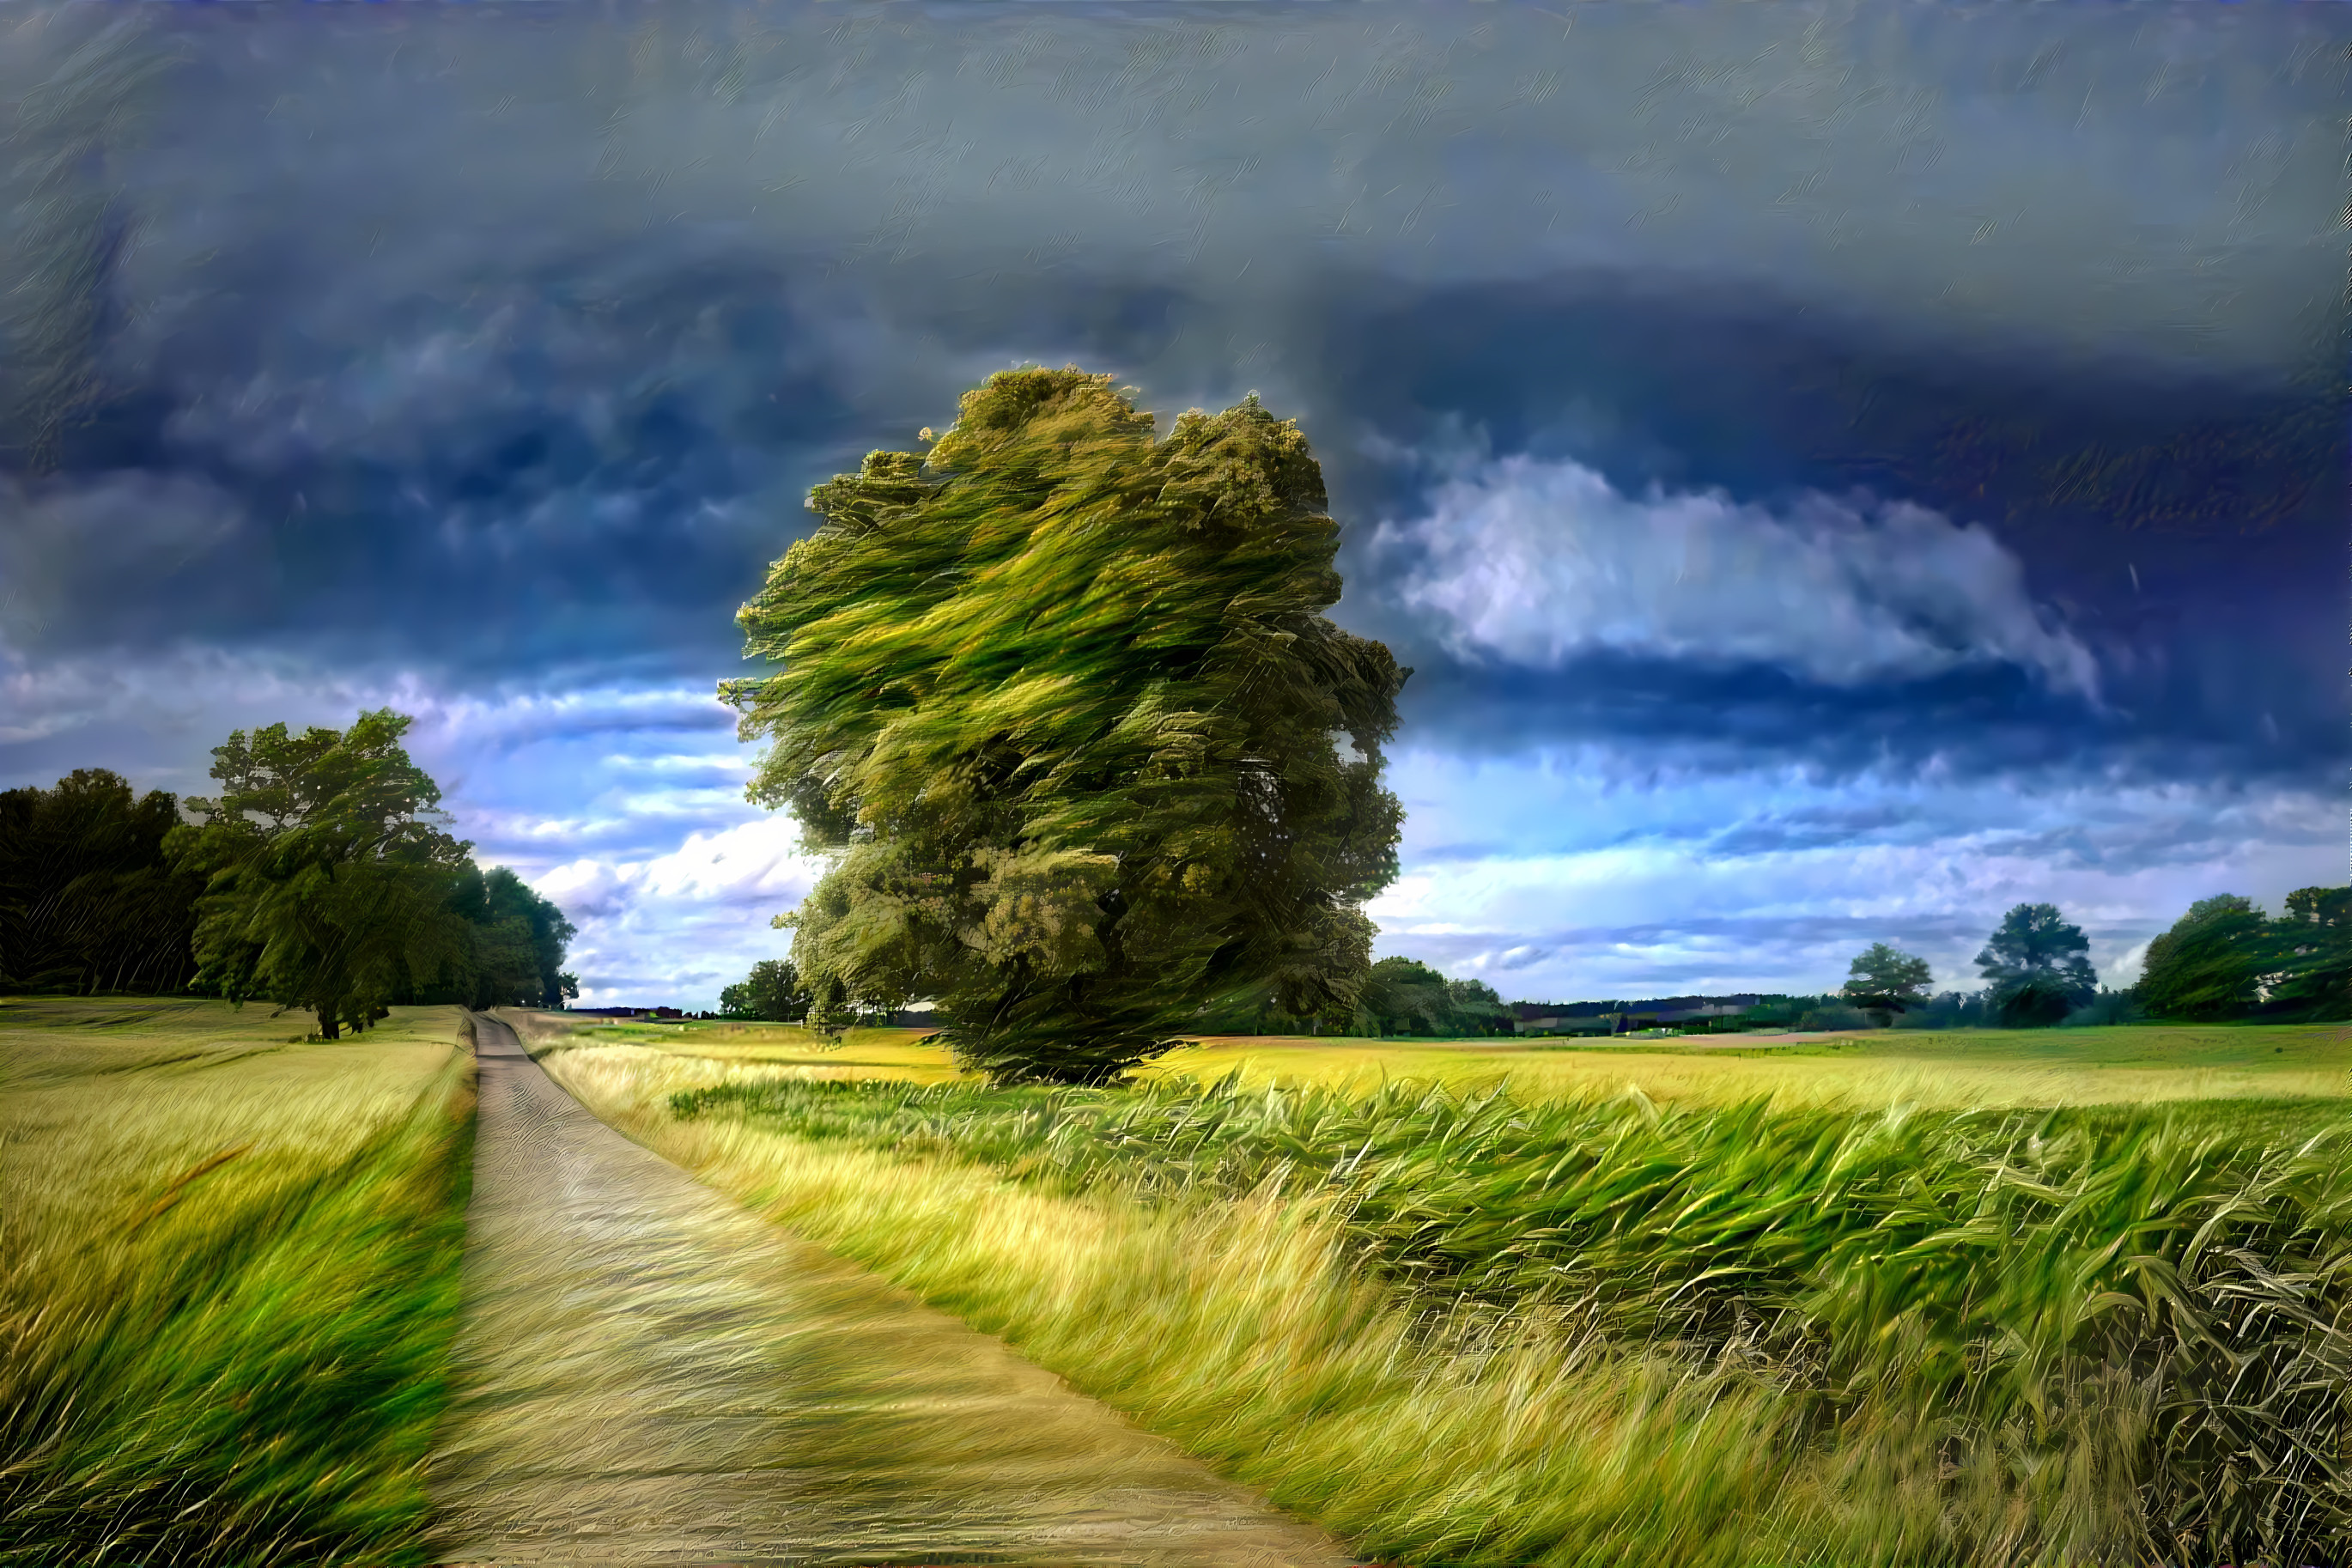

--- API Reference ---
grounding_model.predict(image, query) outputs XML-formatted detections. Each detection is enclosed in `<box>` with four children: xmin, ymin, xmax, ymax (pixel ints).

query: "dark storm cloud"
<box><xmin>2</xmin><ymin>0</ymin><xmax>2338</xmax><ymax>788</ymax></box>
<box><xmin>1308</xmin><ymin>270</ymin><xmax>2339</xmax><ymax>787</ymax></box>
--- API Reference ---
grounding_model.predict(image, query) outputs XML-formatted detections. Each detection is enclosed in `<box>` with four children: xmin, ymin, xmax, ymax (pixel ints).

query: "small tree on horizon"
<box><xmin>1974</xmin><ymin>903</ymin><xmax>2098</xmax><ymax>1029</ymax></box>
<box><xmin>1839</xmin><ymin>942</ymin><xmax>1934</xmax><ymax>1027</ymax></box>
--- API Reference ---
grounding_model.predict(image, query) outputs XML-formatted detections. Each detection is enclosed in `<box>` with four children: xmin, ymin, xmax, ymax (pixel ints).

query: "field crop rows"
<box><xmin>10</xmin><ymin>1000</ymin><xmax>2347</xmax><ymax>1568</ymax></box>
<box><xmin>0</xmin><ymin>999</ymin><xmax>477</xmax><ymax>1568</ymax></box>
<box><xmin>620</xmin><ymin>1024</ymin><xmax>2352</xmax><ymax>1568</ymax></box>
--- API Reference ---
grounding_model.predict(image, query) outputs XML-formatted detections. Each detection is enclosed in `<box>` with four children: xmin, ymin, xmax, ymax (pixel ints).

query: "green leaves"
<box><xmin>2260</xmin><ymin>884</ymin><xmax>2352</xmax><ymax>1020</ymax></box>
<box><xmin>726</xmin><ymin>368</ymin><xmax>1406</xmax><ymax>1082</ymax></box>
<box><xmin>0</xmin><ymin>769</ymin><xmax>201</xmax><ymax>996</ymax></box>
<box><xmin>2137</xmin><ymin>886</ymin><xmax>2352</xmax><ymax>1024</ymax></box>
<box><xmin>718</xmin><ymin>958</ymin><xmax>811</xmax><ymax>1023</ymax></box>
<box><xmin>1839</xmin><ymin>941</ymin><xmax>1932</xmax><ymax>1019</ymax></box>
<box><xmin>1975</xmin><ymin>902</ymin><xmax>2099</xmax><ymax>1027</ymax></box>
<box><xmin>162</xmin><ymin>709</ymin><xmax>574</xmax><ymax>1031</ymax></box>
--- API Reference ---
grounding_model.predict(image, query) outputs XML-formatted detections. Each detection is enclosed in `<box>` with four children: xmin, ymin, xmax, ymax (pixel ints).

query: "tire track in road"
<box><xmin>429</xmin><ymin>1014</ymin><xmax>1358</xmax><ymax>1568</ymax></box>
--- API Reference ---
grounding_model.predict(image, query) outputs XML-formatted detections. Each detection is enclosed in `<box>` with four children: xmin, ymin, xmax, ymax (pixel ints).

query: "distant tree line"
<box><xmin>1835</xmin><ymin>896</ymin><xmax>2346</xmax><ymax>1029</ymax></box>
<box><xmin>1174</xmin><ymin>895</ymin><xmax>2349</xmax><ymax>1042</ymax></box>
<box><xmin>0</xmin><ymin>711</ymin><xmax>579</xmax><ymax>1035</ymax></box>
<box><xmin>0</xmin><ymin>769</ymin><xmax>203</xmax><ymax>996</ymax></box>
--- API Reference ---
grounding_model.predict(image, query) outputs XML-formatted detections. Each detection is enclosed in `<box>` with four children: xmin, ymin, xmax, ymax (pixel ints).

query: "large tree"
<box><xmin>726</xmin><ymin>368</ymin><xmax>1407</xmax><ymax>1082</ymax></box>
<box><xmin>1839</xmin><ymin>942</ymin><xmax>1934</xmax><ymax>1026</ymax></box>
<box><xmin>1973</xmin><ymin>903</ymin><xmax>2099</xmax><ymax>1028</ymax></box>
<box><xmin>2135</xmin><ymin>891</ymin><xmax>2341</xmax><ymax>1023</ymax></box>
<box><xmin>2136</xmin><ymin>894</ymin><xmax>2265</xmax><ymax>1021</ymax></box>
<box><xmin>165</xmin><ymin>710</ymin><xmax>477</xmax><ymax>1037</ymax></box>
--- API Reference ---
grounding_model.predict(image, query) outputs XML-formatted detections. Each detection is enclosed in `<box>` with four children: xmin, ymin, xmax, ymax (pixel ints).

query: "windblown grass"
<box><xmin>539</xmin><ymin>1022</ymin><xmax>2352</xmax><ymax>1568</ymax></box>
<box><xmin>540</xmin><ymin>1042</ymin><xmax>1808</xmax><ymax>1568</ymax></box>
<box><xmin>1145</xmin><ymin>1023</ymin><xmax>2352</xmax><ymax>1114</ymax></box>
<box><xmin>0</xmin><ymin>997</ymin><xmax>476</xmax><ymax>1567</ymax></box>
<box><xmin>517</xmin><ymin>1012</ymin><xmax>2352</xmax><ymax>1112</ymax></box>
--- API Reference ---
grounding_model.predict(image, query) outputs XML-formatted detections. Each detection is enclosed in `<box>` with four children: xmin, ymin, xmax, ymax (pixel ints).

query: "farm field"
<box><xmin>526</xmin><ymin>1013</ymin><xmax>2352</xmax><ymax>1115</ymax></box>
<box><xmin>526</xmin><ymin>1010</ymin><xmax>2352</xmax><ymax>1568</ymax></box>
<box><xmin>1152</xmin><ymin>1022</ymin><xmax>2352</xmax><ymax>1115</ymax></box>
<box><xmin>0</xmin><ymin>996</ymin><xmax>477</xmax><ymax>1567</ymax></box>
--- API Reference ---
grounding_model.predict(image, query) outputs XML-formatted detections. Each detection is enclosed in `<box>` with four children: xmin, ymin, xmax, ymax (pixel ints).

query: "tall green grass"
<box><xmin>675</xmin><ymin>1073</ymin><xmax>2352</xmax><ymax>1567</ymax></box>
<box><xmin>0</xmin><ymin>1004</ymin><xmax>476</xmax><ymax>1567</ymax></box>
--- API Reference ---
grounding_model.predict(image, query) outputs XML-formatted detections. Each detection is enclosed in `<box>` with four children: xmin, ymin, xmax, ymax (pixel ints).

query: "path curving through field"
<box><xmin>428</xmin><ymin>1014</ymin><xmax>1357</xmax><ymax>1568</ymax></box>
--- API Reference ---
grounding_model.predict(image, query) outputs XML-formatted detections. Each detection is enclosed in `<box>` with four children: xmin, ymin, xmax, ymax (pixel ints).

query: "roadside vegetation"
<box><xmin>531</xmin><ymin>1012</ymin><xmax>2352</xmax><ymax>1568</ymax></box>
<box><xmin>0</xmin><ymin>997</ymin><xmax>477</xmax><ymax>1568</ymax></box>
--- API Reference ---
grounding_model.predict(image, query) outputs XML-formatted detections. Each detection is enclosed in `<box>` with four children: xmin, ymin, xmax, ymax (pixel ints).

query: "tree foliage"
<box><xmin>0</xmin><ymin>769</ymin><xmax>201</xmax><ymax>996</ymax></box>
<box><xmin>447</xmin><ymin>865</ymin><xmax>579</xmax><ymax>1010</ymax></box>
<box><xmin>2136</xmin><ymin>895</ymin><xmax>2267</xmax><ymax>1023</ymax></box>
<box><xmin>719</xmin><ymin>958</ymin><xmax>811</xmax><ymax>1023</ymax></box>
<box><xmin>2138</xmin><ymin>888</ymin><xmax>2349</xmax><ymax>1024</ymax></box>
<box><xmin>726</xmin><ymin>368</ymin><xmax>1407</xmax><ymax>1082</ymax></box>
<box><xmin>1839</xmin><ymin>942</ymin><xmax>1934</xmax><ymax>1024</ymax></box>
<box><xmin>163</xmin><ymin>710</ymin><xmax>575</xmax><ymax>1034</ymax></box>
<box><xmin>2260</xmin><ymin>884</ymin><xmax>2351</xmax><ymax>1021</ymax></box>
<box><xmin>1974</xmin><ymin>903</ymin><xmax>2098</xmax><ymax>1028</ymax></box>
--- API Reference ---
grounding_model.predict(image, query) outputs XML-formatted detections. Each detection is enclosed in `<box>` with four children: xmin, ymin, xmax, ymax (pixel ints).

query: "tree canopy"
<box><xmin>448</xmin><ymin>865</ymin><xmax>580</xmax><ymax>1010</ymax></box>
<box><xmin>0</xmin><ymin>769</ymin><xmax>200</xmax><ymax>995</ymax></box>
<box><xmin>1839</xmin><ymin>942</ymin><xmax>1933</xmax><ymax>1023</ymax></box>
<box><xmin>2138</xmin><ymin>889</ymin><xmax>2349</xmax><ymax>1024</ymax></box>
<box><xmin>2260</xmin><ymin>885</ymin><xmax>2351</xmax><ymax>1021</ymax></box>
<box><xmin>719</xmin><ymin>958</ymin><xmax>811</xmax><ymax>1023</ymax></box>
<box><xmin>1974</xmin><ymin>902</ymin><xmax>2099</xmax><ymax>1028</ymax></box>
<box><xmin>725</xmin><ymin>367</ymin><xmax>1407</xmax><ymax>1082</ymax></box>
<box><xmin>164</xmin><ymin>709</ymin><xmax>575</xmax><ymax>1034</ymax></box>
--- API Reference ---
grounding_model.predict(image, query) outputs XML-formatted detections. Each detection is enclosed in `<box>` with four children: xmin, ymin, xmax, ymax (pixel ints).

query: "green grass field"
<box><xmin>530</xmin><ymin>1014</ymin><xmax>2352</xmax><ymax>1113</ymax></box>
<box><xmin>0</xmin><ymin>997</ymin><xmax>477</xmax><ymax>1568</ymax></box>
<box><xmin>529</xmin><ymin>1012</ymin><xmax>2352</xmax><ymax>1568</ymax></box>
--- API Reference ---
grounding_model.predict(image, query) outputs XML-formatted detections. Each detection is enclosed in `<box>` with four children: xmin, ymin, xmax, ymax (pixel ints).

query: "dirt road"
<box><xmin>428</xmin><ymin>1014</ymin><xmax>1356</xmax><ymax>1568</ymax></box>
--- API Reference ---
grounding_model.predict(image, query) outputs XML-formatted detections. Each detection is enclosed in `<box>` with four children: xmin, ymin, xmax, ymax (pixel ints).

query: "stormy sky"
<box><xmin>2</xmin><ymin>1</ymin><xmax>2341</xmax><ymax>1009</ymax></box>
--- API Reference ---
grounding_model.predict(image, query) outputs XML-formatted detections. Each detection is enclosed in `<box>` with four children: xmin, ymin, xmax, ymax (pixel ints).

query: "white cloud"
<box><xmin>1378</xmin><ymin>455</ymin><xmax>2101</xmax><ymax>697</ymax></box>
<box><xmin>526</xmin><ymin>817</ymin><xmax>824</xmax><ymax>1007</ymax></box>
<box><xmin>2100</xmin><ymin>939</ymin><xmax>2155</xmax><ymax>992</ymax></box>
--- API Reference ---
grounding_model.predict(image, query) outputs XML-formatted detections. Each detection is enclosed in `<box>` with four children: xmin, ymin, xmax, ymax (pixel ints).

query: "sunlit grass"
<box><xmin>532</xmin><ymin>1016</ymin><xmax>2352</xmax><ymax>1568</ymax></box>
<box><xmin>538</xmin><ymin>1042</ymin><xmax>1814</xmax><ymax>1568</ymax></box>
<box><xmin>519</xmin><ymin>1013</ymin><xmax>958</xmax><ymax>1080</ymax></box>
<box><xmin>520</xmin><ymin>1012</ymin><xmax>2352</xmax><ymax>1113</ymax></box>
<box><xmin>0</xmin><ymin>997</ymin><xmax>477</xmax><ymax>1568</ymax></box>
<box><xmin>1144</xmin><ymin>1023</ymin><xmax>2352</xmax><ymax>1112</ymax></box>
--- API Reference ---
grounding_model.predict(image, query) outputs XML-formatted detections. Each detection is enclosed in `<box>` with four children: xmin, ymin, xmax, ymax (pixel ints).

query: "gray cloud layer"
<box><xmin>0</xmin><ymin>2</ymin><xmax>2337</xmax><ymax>1004</ymax></box>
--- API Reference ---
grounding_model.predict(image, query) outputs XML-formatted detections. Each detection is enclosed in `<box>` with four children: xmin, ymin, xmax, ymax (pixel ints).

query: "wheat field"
<box><xmin>0</xmin><ymin>997</ymin><xmax>476</xmax><ymax>1568</ymax></box>
<box><xmin>526</xmin><ymin>1012</ymin><xmax>2352</xmax><ymax>1567</ymax></box>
